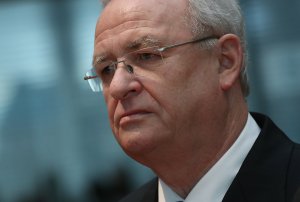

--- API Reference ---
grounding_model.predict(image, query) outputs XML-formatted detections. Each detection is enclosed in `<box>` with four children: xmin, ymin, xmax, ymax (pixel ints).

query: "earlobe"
<box><xmin>218</xmin><ymin>34</ymin><xmax>243</xmax><ymax>91</ymax></box>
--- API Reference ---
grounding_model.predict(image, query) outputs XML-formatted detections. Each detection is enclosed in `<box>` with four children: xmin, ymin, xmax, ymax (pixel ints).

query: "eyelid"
<box><xmin>93</xmin><ymin>61</ymin><xmax>112</xmax><ymax>75</ymax></box>
<box><xmin>133</xmin><ymin>46</ymin><xmax>160</xmax><ymax>53</ymax></box>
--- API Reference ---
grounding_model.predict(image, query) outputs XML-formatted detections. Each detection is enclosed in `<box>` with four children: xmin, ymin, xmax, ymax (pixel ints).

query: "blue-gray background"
<box><xmin>0</xmin><ymin>0</ymin><xmax>299</xmax><ymax>201</ymax></box>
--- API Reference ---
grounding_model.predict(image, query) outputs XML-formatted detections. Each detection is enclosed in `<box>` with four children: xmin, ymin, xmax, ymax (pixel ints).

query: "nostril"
<box><xmin>109</xmin><ymin>65</ymin><xmax>142</xmax><ymax>100</ymax></box>
<box><xmin>126</xmin><ymin>65</ymin><xmax>134</xmax><ymax>74</ymax></box>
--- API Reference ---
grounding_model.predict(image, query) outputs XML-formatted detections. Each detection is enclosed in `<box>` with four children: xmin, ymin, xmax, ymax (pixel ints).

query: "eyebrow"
<box><xmin>92</xmin><ymin>54</ymin><xmax>106</xmax><ymax>68</ymax></box>
<box><xmin>127</xmin><ymin>36</ymin><xmax>161</xmax><ymax>50</ymax></box>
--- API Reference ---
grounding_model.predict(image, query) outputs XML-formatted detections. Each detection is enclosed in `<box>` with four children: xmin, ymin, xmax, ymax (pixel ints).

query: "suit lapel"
<box><xmin>223</xmin><ymin>113</ymin><xmax>294</xmax><ymax>202</ymax></box>
<box><xmin>141</xmin><ymin>178</ymin><xmax>158</xmax><ymax>202</ymax></box>
<box><xmin>120</xmin><ymin>178</ymin><xmax>158</xmax><ymax>202</ymax></box>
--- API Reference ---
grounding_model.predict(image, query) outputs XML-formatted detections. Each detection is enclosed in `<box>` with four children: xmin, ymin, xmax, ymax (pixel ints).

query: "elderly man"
<box><xmin>84</xmin><ymin>0</ymin><xmax>300</xmax><ymax>201</ymax></box>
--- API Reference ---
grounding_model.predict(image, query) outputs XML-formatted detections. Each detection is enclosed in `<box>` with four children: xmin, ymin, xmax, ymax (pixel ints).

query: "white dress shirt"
<box><xmin>158</xmin><ymin>113</ymin><xmax>261</xmax><ymax>202</ymax></box>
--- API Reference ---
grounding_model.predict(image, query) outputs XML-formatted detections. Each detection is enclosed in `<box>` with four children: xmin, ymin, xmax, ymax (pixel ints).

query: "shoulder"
<box><xmin>250</xmin><ymin>112</ymin><xmax>300</xmax><ymax>200</ymax></box>
<box><xmin>251</xmin><ymin>112</ymin><xmax>298</xmax><ymax>149</ymax></box>
<box><xmin>286</xmin><ymin>143</ymin><xmax>300</xmax><ymax>201</ymax></box>
<box><xmin>251</xmin><ymin>112</ymin><xmax>300</xmax><ymax>165</ymax></box>
<box><xmin>119</xmin><ymin>178</ymin><xmax>158</xmax><ymax>202</ymax></box>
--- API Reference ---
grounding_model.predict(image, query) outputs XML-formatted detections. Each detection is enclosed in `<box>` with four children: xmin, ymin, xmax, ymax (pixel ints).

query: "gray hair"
<box><xmin>100</xmin><ymin>0</ymin><xmax>249</xmax><ymax>96</ymax></box>
<box><xmin>186</xmin><ymin>0</ymin><xmax>249</xmax><ymax>97</ymax></box>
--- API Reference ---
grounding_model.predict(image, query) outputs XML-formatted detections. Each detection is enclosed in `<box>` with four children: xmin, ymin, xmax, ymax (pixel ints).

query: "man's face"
<box><xmin>94</xmin><ymin>0</ymin><xmax>224</xmax><ymax>162</ymax></box>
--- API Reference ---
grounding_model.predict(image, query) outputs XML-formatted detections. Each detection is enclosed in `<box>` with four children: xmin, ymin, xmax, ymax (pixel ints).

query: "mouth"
<box><xmin>118</xmin><ymin>110</ymin><xmax>152</xmax><ymax>126</ymax></box>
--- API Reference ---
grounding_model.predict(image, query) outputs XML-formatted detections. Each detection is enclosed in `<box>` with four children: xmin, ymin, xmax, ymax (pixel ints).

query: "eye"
<box><xmin>138</xmin><ymin>51</ymin><xmax>162</xmax><ymax>61</ymax></box>
<box><xmin>101</xmin><ymin>65</ymin><xmax>116</xmax><ymax>76</ymax></box>
<box><xmin>95</xmin><ymin>63</ymin><xmax>116</xmax><ymax>85</ymax></box>
<box><xmin>138</xmin><ymin>52</ymin><xmax>159</xmax><ymax>61</ymax></box>
<box><xmin>94</xmin><ymin>61</ymin><xmax>115</xmax><ymax>76</ymax></box>
<box><xmin>128</xmin><ymin>48</ymin><xmax>163</xmax><ymax>69</ymax></box>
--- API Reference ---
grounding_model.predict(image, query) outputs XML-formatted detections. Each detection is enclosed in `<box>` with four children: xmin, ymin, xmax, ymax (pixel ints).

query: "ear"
<box><xmin>217</xmin><ymin>34</ymin><xmax>243</xmax><ymax>92</ymax></box>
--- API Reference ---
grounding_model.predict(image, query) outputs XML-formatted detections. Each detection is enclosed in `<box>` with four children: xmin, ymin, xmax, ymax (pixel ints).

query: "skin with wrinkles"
<box><xmin>94</xmin><ymin>0</ymin><xmax>248</xmax><ymax>198</ymax></box>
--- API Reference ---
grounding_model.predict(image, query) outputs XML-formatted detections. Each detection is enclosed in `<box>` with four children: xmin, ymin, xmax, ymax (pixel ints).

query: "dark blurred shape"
<box><xmin>12</xmin><ymin>168</ymin><xmax>132</xmax><ymax>202</ymax></box>
<box><xmin>16</xmin><ymin>173</ymin><xmax>70</xmax><ymax>202</ymax></box>
<box><xmin>86</xmin><ymin>167</ymin><xmax>132</xmax><ymax>202</ymax></box>
<box><xmin>293</xmin><ymin>188</ymin><xmax>300</xmax><ymax>202</ymax></box>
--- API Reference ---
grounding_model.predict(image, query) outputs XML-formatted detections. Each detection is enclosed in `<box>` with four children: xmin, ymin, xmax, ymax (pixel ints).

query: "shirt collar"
<box><xmin>158</xmin><ymin>113</ymin><xmax>261</xmax><ymax>202</ymax></box>
<box><xmin>159</xmin><ymin>179</ymin><xmax>183</xmax><ymax>202</ymax></box>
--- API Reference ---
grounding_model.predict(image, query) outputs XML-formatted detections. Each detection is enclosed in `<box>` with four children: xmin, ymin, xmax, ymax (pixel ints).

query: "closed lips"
<box><xmin>117</xmin><ymin>110</ymin><xmax>152</xmax><ymax>124</ymax></box>
<box><xmin>120</xmin><ymin>110</ymin><xmax>151</xmax><ymax>119</ymax></box>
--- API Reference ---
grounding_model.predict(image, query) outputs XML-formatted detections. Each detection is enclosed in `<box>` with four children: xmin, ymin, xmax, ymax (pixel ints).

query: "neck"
<box><xmin>151</xmin><ymin>101</ymin><xmax>248</xmax><ymax>198</ymax></box>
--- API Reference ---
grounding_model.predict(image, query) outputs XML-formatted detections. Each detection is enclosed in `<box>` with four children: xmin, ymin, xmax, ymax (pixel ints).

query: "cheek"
<box><xmin>156</xmin><ymin>57</ymin><xmax>219</xmax><ymax>118</ymax></box>
<box><xmin>105</xmin><ymin>96</ymin><xmax>118</xmax><ymax>130</ymax></box>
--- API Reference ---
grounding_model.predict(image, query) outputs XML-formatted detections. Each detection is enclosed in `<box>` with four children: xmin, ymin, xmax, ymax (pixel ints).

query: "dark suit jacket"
<box><xmin>119</xmin><ymin>113</ymin><xmax>300</xmax><ymax>202</ymax></box>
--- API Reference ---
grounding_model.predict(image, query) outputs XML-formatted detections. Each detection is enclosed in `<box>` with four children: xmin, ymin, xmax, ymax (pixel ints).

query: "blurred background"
<box><xmin>0</xmin><ymin>0</ymin><xmax>299</xmax><ymax>201</ymax></box>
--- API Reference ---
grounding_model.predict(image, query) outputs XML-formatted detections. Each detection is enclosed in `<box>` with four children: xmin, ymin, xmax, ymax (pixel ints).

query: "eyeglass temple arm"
<box><xmin>158</xmin><ymin>36</ymin><xmax>219</xmax><ymax>52</ymax></box>
<box><xmin>84</xmin><ymin>75</ymin><xmax>98</xmax><ymax>80</ymax></box>
<box><xmin>83</xmin><ymin>36</ymin><xmax>219</xmax><ymax>80</ymax></box>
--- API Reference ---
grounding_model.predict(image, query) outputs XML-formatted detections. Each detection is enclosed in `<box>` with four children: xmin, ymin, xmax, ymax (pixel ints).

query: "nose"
<box><xmin>109</xmin><ymin>64</ymin><xmax>143</xmax><ymax>100</ymax></box>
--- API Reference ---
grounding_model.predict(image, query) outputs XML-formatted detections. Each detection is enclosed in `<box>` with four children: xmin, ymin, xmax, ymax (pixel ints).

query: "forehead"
<box><xmin>95</xmin><ymin>0</ymin><xmax>189</xmax><ymax>43</ymax></box>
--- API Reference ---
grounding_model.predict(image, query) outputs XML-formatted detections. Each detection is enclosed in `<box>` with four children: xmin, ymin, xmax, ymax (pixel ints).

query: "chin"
<box><xmin>117</xmin><ymin>129</ymin><xmax>158</xmax><ymax>159</ymax></box>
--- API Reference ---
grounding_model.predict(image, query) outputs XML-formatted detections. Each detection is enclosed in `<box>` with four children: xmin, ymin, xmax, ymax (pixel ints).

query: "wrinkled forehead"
<box><xmin>95</xmin><ymin>0</ymin><xmax>188</xmax><ymax>39</ymax></box>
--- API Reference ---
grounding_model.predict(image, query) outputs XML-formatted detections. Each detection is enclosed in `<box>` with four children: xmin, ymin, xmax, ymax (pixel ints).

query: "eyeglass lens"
<box><xmin>87</xmin><ymin>47</ymin><xmax>164</xmax><ymax>92</ymax></box>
